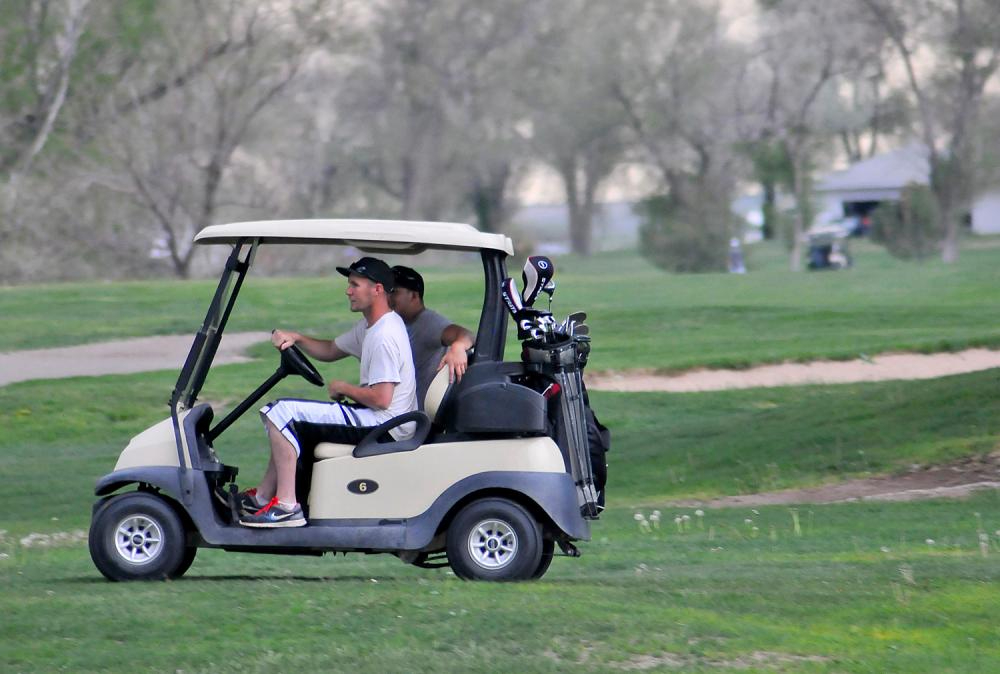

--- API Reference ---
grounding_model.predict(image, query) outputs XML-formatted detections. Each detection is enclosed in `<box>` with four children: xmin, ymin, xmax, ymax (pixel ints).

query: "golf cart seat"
<box><xmin>314</xmin><ymin>367</ymin><xmax>453</xmax><ymax>460</ymax></box>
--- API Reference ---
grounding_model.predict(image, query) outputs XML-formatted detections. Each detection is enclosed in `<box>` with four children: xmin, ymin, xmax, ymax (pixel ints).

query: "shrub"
<box><xmin>636</xmin><ymin>189</ymin><xmax>735</xmax><ymax>273</ymax></box>
<box><xmin>871</xmin><ymin>183</ymin><xmax>943</xmax><ymax>261</ymax></box>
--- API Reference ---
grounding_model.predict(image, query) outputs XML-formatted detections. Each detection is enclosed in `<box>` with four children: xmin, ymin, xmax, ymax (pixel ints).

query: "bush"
<box><xmin>636</xmin><ymin>190</ymin><xmax>735</xmax><ymax>273</ymax></box>
<box><xmin>871</xmin><ymin>183</ymin><xmax>942</xmax><ymax>261</ymax></box>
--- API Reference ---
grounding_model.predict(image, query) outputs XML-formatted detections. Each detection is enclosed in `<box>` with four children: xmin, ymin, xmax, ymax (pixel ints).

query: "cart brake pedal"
<box><xmin>557</xmin><ymin>540</ymin><xmax>581</xmax><ymax>557</ymax></box>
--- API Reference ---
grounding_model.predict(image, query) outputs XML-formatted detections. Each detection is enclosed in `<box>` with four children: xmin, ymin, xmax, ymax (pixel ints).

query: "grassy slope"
<box><xmin>2</xmin><ymin>367</ymin><xmax>999</xmax><ymax>672</ymax></box>
<box><xmin>3</xmin><ymin>241</ymin><xmax>1000</xmax><ymax>671</ymax></box>
<box><xmin>3</xmin><ymin>239</ymin><xmax>1000</xmax><ymax>371</ymax></box>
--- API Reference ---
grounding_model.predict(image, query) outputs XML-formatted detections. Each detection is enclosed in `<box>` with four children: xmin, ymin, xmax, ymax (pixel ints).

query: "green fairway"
<box><xmin>3</xmin><ymin>238</ymin><xmax>1000</xmax><ymax>672</ymax></box>
<box><xmin>4</xmin><ymin>239</ymin><xmax>1000</xmax><ymax>371</ymax></box>
<box><xmin>2</xmin><ymin>363</ymin><xmax>1000</xmax><ymax>672</ymax></box>
<box><xmin>2</xmin><ymin>494</ymin><xmax>998</xmax><ymax>672</ymax></box>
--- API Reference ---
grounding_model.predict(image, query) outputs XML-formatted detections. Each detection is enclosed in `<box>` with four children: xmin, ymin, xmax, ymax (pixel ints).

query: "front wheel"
<box><xmin>446</xmin><ymin>498</ymin><xmax>542</xmax><ymax>581</ymax></box>
<box><xmin>89</xmin><ymin>493</ymin><xmax>189</xmax><ymax>581</ymax></box>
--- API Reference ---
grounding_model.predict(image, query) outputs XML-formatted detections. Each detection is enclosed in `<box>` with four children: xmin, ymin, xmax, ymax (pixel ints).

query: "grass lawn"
<box><xmin>3</xmin><ymin>238</ymin><xmax>1000</xmax><ymax>371</ymax></box>
<box><xmin>2</xmin><ymin>497</ymin><xmax>998</xmax><ymax>673</ymax></box>
<box><xmin>3</xmin><ymin>237</ymin><xmax>1000</xmax><ymax>671</ymax></box>
<box><xmin>2</xmin><ymin>364</ymin><xmax>1000</xmax><ymax>672</ymax></box>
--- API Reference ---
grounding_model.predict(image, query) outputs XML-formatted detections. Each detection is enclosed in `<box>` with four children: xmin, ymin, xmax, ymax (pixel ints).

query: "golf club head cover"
<box><xmin>521</xmin><ymin>256</ymin><xmax>554</xmax><ymax>307</ymax></box>
<box><xmin>501</xmin><ymin>277</ymin><xmax>524</xmax><ymax>318</ymax></box>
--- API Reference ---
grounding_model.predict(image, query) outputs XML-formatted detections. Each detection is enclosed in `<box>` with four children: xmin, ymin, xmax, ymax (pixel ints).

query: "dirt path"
<box><xmin>586</xmin><ymin>348</ymin><xmax>1000</xmax><ymax>392</ymax></box>
<box><xmin>0</xmin><ymin>332</ymin><xmax>269</xmax><ymax>386</ymax></box>
<box><xmin>666</xmin><ymin>452</ymin><xmax>1000</xmax><ymax>508</ymax></box>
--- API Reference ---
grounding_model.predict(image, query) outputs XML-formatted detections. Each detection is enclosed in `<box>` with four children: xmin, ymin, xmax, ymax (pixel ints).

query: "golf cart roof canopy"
<box><xmin>194</xmin><ymin>219</ymin><xmax>514</xmax><ymax>256</ymax></box>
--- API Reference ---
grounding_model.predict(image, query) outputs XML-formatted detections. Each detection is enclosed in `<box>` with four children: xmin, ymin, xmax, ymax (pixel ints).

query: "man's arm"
<box><xmin>271</xmin><ymin>329</ymin><xmax>348</xmax><ymax>362</ymax></box>
<box><xmin>438</xmin><ymin>324</ymin><xmax>474</xmax><ymax>383</ymax></box>
<box><xmin>327</xmin><ymin>381</ymin><xmax>395</xmax><ymax>410</ymax></box>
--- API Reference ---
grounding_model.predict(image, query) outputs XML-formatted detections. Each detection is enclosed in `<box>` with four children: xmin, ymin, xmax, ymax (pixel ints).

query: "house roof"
<box><xmin>194</xmin><ymin>219</ymin><xmax>514</xmax><ymax>255</ymax></box>
<box><xmin>816</xmin><ymin>144</ymin><xmax>930</xmax><ymax>200</ymax></box>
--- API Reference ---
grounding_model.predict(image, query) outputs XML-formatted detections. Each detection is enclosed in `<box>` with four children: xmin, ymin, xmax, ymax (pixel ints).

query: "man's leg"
<box><xmin>266</xmin><ymin>419</ymin><xmax>299</xmax><ymax>505</ymax></box>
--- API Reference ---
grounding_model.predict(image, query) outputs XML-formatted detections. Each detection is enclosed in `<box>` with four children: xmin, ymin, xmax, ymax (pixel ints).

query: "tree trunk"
<box><xmin>559</xmin><ymin>155</ymin><xmax>595</xmax><ymax>256</ymax></box>
<box><xmin>761</xmin><ymin>180</ymin><xmax>776</xmax><ymax>240</ymax></box>
<box><xmin>788</xmin><ymin>150</ymin><xmax>809</xmax><ymax>272</ymax></box>
<box><xmin>470</xmin><ymin>164</ymin><xmax>510</xmax><ymax>233</ymax></box>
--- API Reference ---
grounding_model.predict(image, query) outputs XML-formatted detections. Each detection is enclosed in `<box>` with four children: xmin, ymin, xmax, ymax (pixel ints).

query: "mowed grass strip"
<box><xmin>1</xmin><ymin>496</ymin><xmax>998</xmax><ymax>673</ymax></box>
<box><xmin>3</xmin><ymin>361</ymin><xmax>1000</xmax><ymax>533</ymax></box>
<box><xmin>3</xmin><ymin>239</ymin><xmax>1000</xmax><ymax>371</ymax></box>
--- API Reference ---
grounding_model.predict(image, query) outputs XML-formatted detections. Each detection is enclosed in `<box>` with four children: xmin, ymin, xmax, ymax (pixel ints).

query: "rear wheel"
<box><xmin>446</xmin><ymin>498</ymin><xmax>542</xmax><ymax>581</ymax></box>
<box><xmin>89</xmin><ymin>493</ymin><xmax>189</xmax><ymax>582</ymax></box>
<box><xmin>531</xmin><ymin>538</ymin><xmax>555</xmax><ymax>580</ymax></box>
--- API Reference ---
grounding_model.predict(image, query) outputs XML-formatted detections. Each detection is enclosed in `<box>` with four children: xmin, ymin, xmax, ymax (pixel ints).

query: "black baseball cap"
<box><xmin>391</xmin><ymin>265</ymin><xmax>424</xmax><ymax>298</ymax></box>
<box><xmin>336</xmin><ymin>257</ymin><xmax>394</xmax><ymax>291</ymax></box>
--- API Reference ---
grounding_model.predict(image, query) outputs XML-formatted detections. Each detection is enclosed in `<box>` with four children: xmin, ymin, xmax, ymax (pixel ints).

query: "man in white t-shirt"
<box><xmin>239</xmin><ymin>256</ymin><xmax>417</xmax><ymax>528</ymax></box>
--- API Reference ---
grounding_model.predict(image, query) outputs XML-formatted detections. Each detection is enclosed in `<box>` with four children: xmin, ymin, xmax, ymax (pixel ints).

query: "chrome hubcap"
<box><xmin>113</xmin><ymin>515</ymin><xmax>163</xmax><ymax>565</ymax></box>
<box><xmin>467</xmin><ymin>519</ymin><xmax>517</xmax><ymax>569</ymax></box>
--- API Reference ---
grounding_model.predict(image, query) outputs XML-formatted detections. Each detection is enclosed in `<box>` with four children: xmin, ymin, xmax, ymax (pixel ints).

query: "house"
<box><xmin>815</xmin><ymin>143</ymin><xmax>1000</xmax><ymax>235</ymax></box>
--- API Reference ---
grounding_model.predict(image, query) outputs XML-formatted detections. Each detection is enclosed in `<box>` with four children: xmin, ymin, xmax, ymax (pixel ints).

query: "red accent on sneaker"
<box><xmin>253</xmin><ymin>497</ymin><xmax>279</xmax><ymax>516</ymax></box>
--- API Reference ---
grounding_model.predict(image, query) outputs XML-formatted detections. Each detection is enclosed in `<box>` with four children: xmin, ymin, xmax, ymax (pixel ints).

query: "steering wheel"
<box><xmin>279</xmin><ymin>345</ymin><xmax>324</xmax><ymax>387</ymax></box>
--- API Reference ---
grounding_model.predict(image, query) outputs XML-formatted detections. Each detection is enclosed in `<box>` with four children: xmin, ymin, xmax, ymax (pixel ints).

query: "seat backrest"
<box><xmin>423</xmin><ymin>366</ymin><xmax>452</xmax><ymax>422</ymax></box>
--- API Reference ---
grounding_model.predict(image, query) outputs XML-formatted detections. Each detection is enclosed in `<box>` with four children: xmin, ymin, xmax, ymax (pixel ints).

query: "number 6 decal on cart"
<box><xmin>347</xmin><ymin>479</ymin><xmax>379</xmax><ymax>495</ymax></box>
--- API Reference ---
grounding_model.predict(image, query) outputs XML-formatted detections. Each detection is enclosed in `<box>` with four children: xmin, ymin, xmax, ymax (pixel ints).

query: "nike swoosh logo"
<box><xmin>269</xmin><ymin>511</ymin><xmax>297</xmax><ymax>520</ymax></box>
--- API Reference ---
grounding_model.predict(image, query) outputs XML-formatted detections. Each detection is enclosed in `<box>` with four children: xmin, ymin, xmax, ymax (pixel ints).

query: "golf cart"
<box><xmin>89</xmin><ymin>219</ymin><xmax>601</xmax><ymax>582</ymax></box>
<box><xmin>806</xmin><ymin>225</ymin><xmax>852</xmax><ymax>271</ymax></box>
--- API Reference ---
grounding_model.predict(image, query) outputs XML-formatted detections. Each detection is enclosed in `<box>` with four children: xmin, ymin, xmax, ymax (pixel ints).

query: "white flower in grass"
<box><xmin>744</xmin><ymin>518</ymin><xmax>753</xmax><ymax>525</ymax></box>
<box><xmin>694</xmin><ymin>509</ymin><xmax>704</xmax><ymax>518</ymax></box>
<box><xmin>682</xmin><ymin>515</ymin><xmax>691</xmax><ymax>522</ymax></box>
<box><xmin>649</xmin><ymin>512</ymin><xmax>661</xmax><ymax>529</ymax></box>
<box><xmin>634</xmin><ymin>513</ymin><xmax>651</xmax><ymax>533</ymax></box>
<box><xmin>880</xmin><ymin>546</ymin><xmax>891</xmax><ymax>553</ymax></box>
<box><xmin>925</xmin><ymin>539</ymin><xmax>935</xmax><ymax>546</ymax></box>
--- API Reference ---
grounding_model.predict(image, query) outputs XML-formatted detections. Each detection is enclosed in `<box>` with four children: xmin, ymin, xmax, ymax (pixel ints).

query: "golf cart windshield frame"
<box><xmin>171</xmin><ymin>239</ymin><xmax>257</xmax><ymax>411</ymax></box>
<box><xmin>170</xmin><ymin>237</ymin><xmax>509</xmax><ymax>417</ymax></box>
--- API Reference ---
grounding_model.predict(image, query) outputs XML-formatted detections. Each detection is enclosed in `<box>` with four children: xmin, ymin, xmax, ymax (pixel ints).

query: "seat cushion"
<box><xmin>424</xmin><ymin>366</ymin><xmax>452</xmax><ymax>421</ymax></box>
<box><xmin>314</xmin><ymin>442</ymin><xmax>355</xmax><ymax>460</ymax></box>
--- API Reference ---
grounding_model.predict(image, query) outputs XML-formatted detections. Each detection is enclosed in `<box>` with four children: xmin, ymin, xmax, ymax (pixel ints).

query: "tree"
<box><xmin>871</xmin><ymin>182</ymin><xmax>942</xmax><ymax>259</ymax></box>
<box><xmin>522</xmin><ymin>0</ymin><xmax>632</xmax><ymax>255</ymax></box>
<box><xmin>860</xmin><ymin>0</ymin><xmax>1000</xmax><ymax>263</ymax></box>
<box><xmin>739</xmin><ymin>0</ymin><xmax>885</xmax><ymax>269</ymax></box>
<box><xmin>336</xmin><ymin>0</ymin><xmax>540</xmax><ymax>231</ymax></box>
<box><xmin>613</xmin><ymin>0</ymin><xmax>745</xmax><ymax>271</ymax></box>
<box><xmin>94</xmin><ymin>1</ymin><xmax>304</xmax><ymax>277</ymax></box>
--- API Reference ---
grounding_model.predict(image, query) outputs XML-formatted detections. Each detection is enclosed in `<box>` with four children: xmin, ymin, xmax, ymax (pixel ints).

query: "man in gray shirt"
<box><xmin>390</xmin><ymin>265</ymin><xmax>475</xmax><ymax>406</ymax></box>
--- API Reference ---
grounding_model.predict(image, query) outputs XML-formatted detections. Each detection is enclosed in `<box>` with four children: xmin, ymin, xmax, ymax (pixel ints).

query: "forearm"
<box><xmin>272</xmin><ymin>329</ymin><xmax>345</xmax><ymax>362</ymax></box>
<box><xmin>442</xmin><ymin>325</ymin><xmax>474</xmax><ymax>351</ymax></box>
<box><xmin>336</xmin><ymin>382</ymin><xmax>394</xmax><ymax>410</ymax></box>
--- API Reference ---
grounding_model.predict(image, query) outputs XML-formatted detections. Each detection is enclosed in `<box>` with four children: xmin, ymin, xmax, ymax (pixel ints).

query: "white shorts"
<box><xmin>260</xmin><ymin>399</ymin><xmax>382</xmax><ymax>455</ymax></box>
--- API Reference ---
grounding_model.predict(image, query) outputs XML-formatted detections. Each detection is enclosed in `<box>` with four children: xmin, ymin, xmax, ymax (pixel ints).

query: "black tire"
<box><xmin>446</xmin><ymin>498</ymin><xmax>542</xmax><ymax>581</ymax></box>
<box><xmin>89</xmin><ymin>493</ymin><xmax>188</xmax><ymax>582</ymax></box>
<box><xmin>531</xmin><ymin>538</ymin><xmax>555</xmax><ymax>580</ymax></box>
<box><xmin>170</xmin><ymin>545</ymin><xmax>198</xmax><ymax>579</ymax></box>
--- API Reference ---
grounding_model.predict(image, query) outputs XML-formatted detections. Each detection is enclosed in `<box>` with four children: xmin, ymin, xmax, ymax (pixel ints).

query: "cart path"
<box><xmin>664</xmin><ymin>452</ymin><xmax>1000</xmax><ymax>509</ymax></box>
<box><xmin>4</xmin><ymin>335</ymin><xmax>1000</xmax><ymax>390</ymax></box>
<box><xmin>0</xmin><ymin>332</ymin><xmax>270</xmax><ymax>386</ymax></box>
<box><xmin>585</xmin><ymin>348</ymin><xmax>1000</xmax><ymax>392</ymax></box>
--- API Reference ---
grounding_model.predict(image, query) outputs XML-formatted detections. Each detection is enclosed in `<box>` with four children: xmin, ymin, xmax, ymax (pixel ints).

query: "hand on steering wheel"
<box><xmin>279</xmin><ymin>344</ymin><xmax>324</xmax><ymax>387</ymax></box>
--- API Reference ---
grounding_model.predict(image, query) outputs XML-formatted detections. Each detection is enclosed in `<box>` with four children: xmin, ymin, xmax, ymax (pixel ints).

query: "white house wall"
<box><xmin>972</xmin><ymin>191</ymin><xmax>1000</xmax><ymax>235</ymax></box>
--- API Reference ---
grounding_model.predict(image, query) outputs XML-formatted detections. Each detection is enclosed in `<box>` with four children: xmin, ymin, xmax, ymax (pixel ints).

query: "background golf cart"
<box><xmin>806</xmin><ymin>224</ymin><xmax>853</xmax><ymax>271</ymax></box>
<box><xmin>88</xmin><ymin>220</ymin><xmax>602</xmax><ymax>583</ymax></box>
